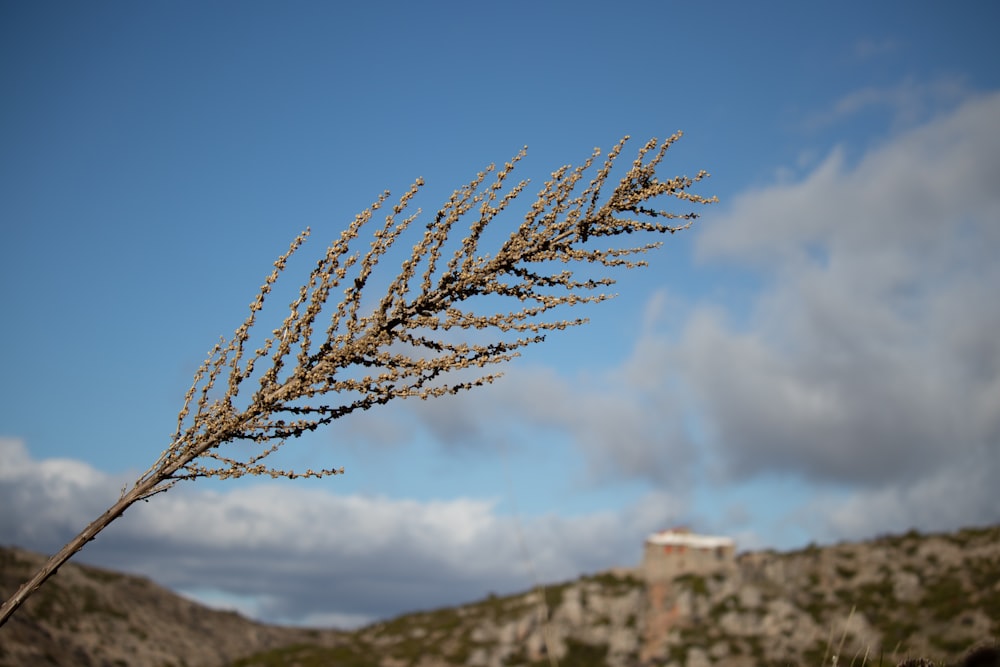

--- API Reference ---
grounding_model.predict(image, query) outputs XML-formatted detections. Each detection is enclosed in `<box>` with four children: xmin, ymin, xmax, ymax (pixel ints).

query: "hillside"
<box><xmin>0</xmin><ymin>546</ymin><xmax>347</xmax><ymax>666</ymax></box>
<box><xmin>2</xmin><ymin>525</ymin><xmax>998</xmax><ymax>666</ymax></box>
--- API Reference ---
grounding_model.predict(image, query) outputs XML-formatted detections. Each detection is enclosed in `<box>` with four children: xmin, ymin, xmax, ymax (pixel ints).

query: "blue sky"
<box><xmin>2</xmin><ymin>2</ymin><xmax>999</xmax><ymax>628</ymax></box>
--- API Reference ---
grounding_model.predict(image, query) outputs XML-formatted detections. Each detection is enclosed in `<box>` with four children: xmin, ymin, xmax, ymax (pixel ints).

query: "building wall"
<box><xmin>641</xmin><ymin>539</ymin><xmax>735</xmax><ymax>582</ymax></box>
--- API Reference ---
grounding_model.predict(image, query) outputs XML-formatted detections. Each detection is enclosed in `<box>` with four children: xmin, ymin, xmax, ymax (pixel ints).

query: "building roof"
<box><xmin>645</xmin><ymin>529</ymin><xmax>735</xmax><ymax>549</ymax></box>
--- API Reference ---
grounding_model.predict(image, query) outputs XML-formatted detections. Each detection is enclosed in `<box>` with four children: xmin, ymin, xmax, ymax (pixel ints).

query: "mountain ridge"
<box><xmin>2</xmin><ymin>524</ymin><xmax>998</xmax><ymax>666</ymax></box>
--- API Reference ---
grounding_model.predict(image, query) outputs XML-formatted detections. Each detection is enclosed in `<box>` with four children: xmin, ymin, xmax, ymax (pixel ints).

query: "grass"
<box><xmin>231</xmin><ymin>643</ymin><xmax>379</xmax><ymax>667</ymax></box>
<box><xmin>674</xmin><ymin>573</ymin><xmax>709</xmax><ymax>596</ymax></box>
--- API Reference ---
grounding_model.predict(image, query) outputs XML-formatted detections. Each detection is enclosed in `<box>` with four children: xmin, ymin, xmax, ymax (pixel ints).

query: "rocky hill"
<box><xmin>0</xmin><ymin>546</ymin><xmax>347</xmax><ymax>666</ymax></box>
<box><xmin>2</xmin><ymin>525</ymin><xmax>998</xmax><ymax>666</ymax></box>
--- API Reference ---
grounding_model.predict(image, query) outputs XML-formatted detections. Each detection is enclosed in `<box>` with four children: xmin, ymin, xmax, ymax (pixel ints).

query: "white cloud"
<box><xmin>0</xmin><ymin>437</ymin><xmax>127</xmax><ymax>545</ymax></box>
<box><xmin>803</xmin><ymin>76</ymin><xmax>972</xmax><ymax>131</ymax></box>
<box><xmin>335</xmin><ymin>360</ymin><xmax>698</xmax><ymax>490</ymax></box>
<box><xmin>635</xmin><ymin>92</ymin><xmax>1000</xmax><ymax>536</ymax></box>
<box><xmin>801</xmin><ymin>446</ymin><xmax>1000</xmax><ymax>543</ymax></box>
<box><xmin>0</xmin><ymin>438</ymin><xmax>673</xmax><ymax>627</ymax></box>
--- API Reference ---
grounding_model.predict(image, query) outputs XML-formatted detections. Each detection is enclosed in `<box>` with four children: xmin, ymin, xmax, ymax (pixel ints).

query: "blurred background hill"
<box><xmin>2</xmin><ymin>524</ymin><xmax>997</xmax><ymax>667</ymax></box>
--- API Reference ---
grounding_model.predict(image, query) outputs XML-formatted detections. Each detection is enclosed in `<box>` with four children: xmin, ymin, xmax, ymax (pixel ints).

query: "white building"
<box><xmin>641</xmin><ymin>528</ymin><xmax>736</xmax><ymax>581</ymax></box>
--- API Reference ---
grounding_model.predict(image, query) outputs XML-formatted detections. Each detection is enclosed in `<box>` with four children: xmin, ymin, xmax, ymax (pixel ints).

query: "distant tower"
<box><xmin>639</xmin><ymin>528</ymin><xmax>738</xmax><ymax>664</ymax></box>
<box><xmin>641</xmin><ymin>527</ymin><xmax>735</xmax><ymax>582</ymax></box>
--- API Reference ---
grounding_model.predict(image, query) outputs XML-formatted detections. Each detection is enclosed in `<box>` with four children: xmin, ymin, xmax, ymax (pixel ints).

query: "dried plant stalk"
<box><xmin>0</xmin><ymin>133</ymin><xmax>714</xmax><ymax>627</ymax></box>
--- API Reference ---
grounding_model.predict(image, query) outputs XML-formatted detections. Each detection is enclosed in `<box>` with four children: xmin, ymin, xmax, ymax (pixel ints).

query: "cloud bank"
<box><xmin>0</xmin><ymin>438</ymin><xmax>679</xmax><ymax>627</ymax></box>
<box><xmin>644</xmin><ymin>91</ymin><xmax>1000</xmax><ymax>539</ymax></box>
